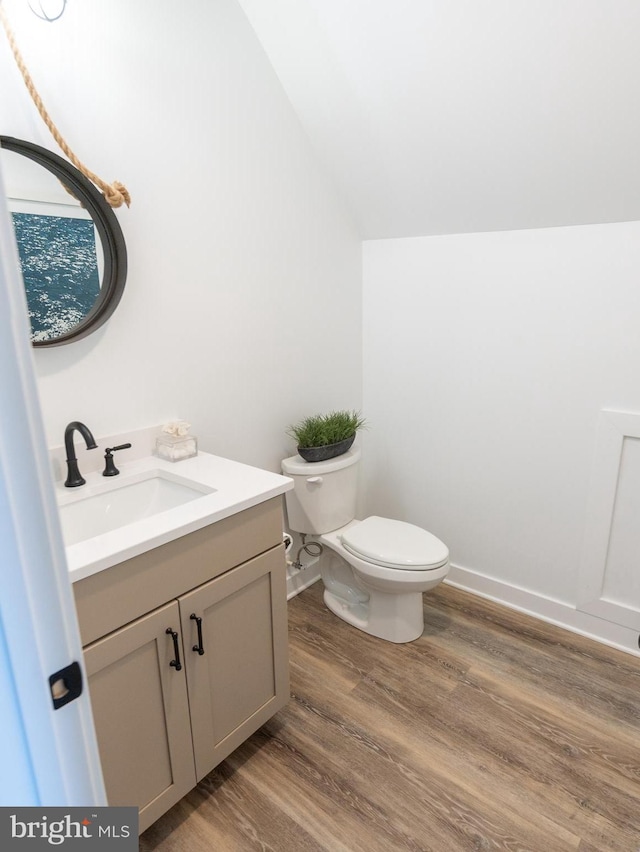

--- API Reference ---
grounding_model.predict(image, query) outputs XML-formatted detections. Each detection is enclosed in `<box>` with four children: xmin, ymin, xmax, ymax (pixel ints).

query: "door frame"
<box><xmin>0</xmin><ymin>148</ymin><xmax>106</xmax><ymax>805</ymax></box>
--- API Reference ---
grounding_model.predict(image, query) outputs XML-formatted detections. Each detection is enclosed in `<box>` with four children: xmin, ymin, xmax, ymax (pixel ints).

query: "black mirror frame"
<box><xmin>0</xmin><ymin>135</ymin><xmax>127</xmax><ymax>348</ymax></box>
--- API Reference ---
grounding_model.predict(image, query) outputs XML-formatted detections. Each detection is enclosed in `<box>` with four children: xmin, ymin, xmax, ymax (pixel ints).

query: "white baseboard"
<box><xmin>286</xmin><ymin>559</ymin><xmax>321</xmax><ymax>600</ymax></box>
<box><xmin>446</xmin><ymin>563</ymin><xmax>640</xmax><ymax>659</ymax></box>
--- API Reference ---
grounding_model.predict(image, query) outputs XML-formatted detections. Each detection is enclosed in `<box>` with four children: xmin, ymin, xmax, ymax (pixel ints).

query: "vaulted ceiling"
<box><xmin>239</xmin><ymin>0</ymin><xmax>640</xmax><ymax>238</ymax></box>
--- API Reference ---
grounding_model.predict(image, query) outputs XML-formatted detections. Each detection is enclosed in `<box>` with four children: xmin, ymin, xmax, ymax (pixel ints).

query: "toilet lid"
<box><xmin>340</xmin><ymin>516</ymin><xmax>449</xmax><ymax>570</ymax></box>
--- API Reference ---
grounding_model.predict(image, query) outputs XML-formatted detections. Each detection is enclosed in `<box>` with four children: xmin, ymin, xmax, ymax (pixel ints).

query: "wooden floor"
<box><xmin>140</xmin><ymin>581</ymin><xmax>640</xmax><ymax>851</ymax></box>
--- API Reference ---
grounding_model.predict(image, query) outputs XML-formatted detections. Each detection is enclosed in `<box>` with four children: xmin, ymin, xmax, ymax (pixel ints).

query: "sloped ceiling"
<box><xmin>238</xmin><ymin>0</ymin><xmax>640</xmax><ymax>239</ymax></box>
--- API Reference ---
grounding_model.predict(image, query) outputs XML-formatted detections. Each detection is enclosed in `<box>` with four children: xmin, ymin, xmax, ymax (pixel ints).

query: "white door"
<box><xmin>0</xmin><ymin>149</ymin><xmax>106</xmax><ymax>805</ymax></box>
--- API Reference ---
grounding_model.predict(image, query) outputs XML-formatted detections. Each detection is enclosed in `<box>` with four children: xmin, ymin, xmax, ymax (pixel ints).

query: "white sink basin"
<box><xmin>57</xmin><ymin>451</ymin><xmax>293</xmax><ymax>584</ymax></box>
<box><xmin>60</xmin><ymin>471</ymin><xmax>215</xmax><ymax>546</ymax></box>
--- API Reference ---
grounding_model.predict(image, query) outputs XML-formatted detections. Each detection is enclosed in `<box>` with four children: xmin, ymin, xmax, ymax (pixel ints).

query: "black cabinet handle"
<box><xmin>166</xmin><ymin>628</ymin><xmax>182</xmax><ymax>671</ymax></box>
<box><xmin>190</xmin><ymin>613</ymin><xmax>205</xmax><ymax>655</ymax></box>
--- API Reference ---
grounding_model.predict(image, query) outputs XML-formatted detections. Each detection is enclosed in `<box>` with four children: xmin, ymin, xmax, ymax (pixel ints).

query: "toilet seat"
<box><xmin>340</xmin><ymin>516</ymin><xmax>449</xmax><ymax>571</ymax></box>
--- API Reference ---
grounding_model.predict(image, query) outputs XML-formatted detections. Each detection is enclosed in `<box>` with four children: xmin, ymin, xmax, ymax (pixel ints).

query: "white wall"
<box><xmin>238</xmin><ymin>0</ymin><xmax>640</xmax><ymax>239</ymax></box>
<box><xmin>0</xmin><ymin>0</ymin><xmax>362</xmax><ymax>472</ymax></box>
<box><xmin>6</xmin><ymin>1</ymin><xmax>638</xmax><ymax>653</ymax></box>
<box><xmin>363</xmin><ymin>221</ymin><xmax>640</xmax><ymax>648</ymax></box>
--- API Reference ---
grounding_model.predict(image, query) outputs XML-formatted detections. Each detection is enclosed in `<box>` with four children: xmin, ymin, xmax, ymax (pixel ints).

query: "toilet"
<box><xmin>281</xmin><ymin>446</ymin><xmax>449</xmax><ymax>643</ymax></box>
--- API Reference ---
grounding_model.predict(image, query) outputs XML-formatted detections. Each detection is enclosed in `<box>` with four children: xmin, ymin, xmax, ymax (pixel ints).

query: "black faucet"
<box><xmin>64</xmin><ymin>421</ymin><xmax>98</xmax><ymax>487</ymax></box>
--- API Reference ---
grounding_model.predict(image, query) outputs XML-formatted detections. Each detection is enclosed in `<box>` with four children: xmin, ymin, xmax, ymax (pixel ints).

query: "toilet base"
<box><xmin>317</xmin><ymin>523</ymin><xmax>448</xmax><ymax>644</ymax></box>
<box><xmin>323</xmin><ymin>585</ymin><xmax>425</xmax><ymax>644</ymax></box>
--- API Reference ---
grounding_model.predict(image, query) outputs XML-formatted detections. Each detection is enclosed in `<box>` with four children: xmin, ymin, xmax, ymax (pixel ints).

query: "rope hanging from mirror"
<box><xmin>0</xmin><ymin>6</ymin><xmax>131</xmax><ymax>208</ymax></box>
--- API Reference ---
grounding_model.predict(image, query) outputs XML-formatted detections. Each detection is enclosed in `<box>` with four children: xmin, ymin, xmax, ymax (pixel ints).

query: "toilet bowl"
<box><xmin>320</xmin><ymin>518</ymin><xmax>449</xmax><ymax>643</ymax></box>
<box><xmin>281</xmin><ymin>448</ymin><xmax>450</xmax><ymax>644</ymax></box>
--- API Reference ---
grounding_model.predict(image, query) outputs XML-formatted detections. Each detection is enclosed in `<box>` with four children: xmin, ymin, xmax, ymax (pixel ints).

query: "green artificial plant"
<box><xmin>288</xmin><ymin>409</ymin><xmax>366</xmax><ymax>448</ymax></box>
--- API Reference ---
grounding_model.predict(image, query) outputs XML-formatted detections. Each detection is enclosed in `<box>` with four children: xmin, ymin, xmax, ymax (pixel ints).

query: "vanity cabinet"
<box><xmin>73</xmin><ymin>498</ymin><xmax>289</xmax><ymax>833</ymax></box>
<box><xmin>83</xmin><ymin>600</ymin><xmax>195</xmax><ymax>827</ymax></box>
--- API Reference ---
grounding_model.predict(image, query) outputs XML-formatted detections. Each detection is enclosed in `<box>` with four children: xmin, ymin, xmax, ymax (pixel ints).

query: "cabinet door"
<box><xmin>180</xmin><ymin>546</ymin><xmax>289</xmax><ymax>780</ymax></box>
<box><xmin>84</xmin><ymin>601</ymin><xmax>196</xmax><ymax>832</ymax></box>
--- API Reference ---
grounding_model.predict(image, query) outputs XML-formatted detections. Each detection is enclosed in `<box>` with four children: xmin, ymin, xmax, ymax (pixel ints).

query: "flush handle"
<box><xmin>190</xmin><ymin>613</ymin><xmax>205</xmax><ymax>655</ymax></box>
<box><xmin>306</xmin><ymin>476</ymin><xmax>323</xmax><ymax>484</ymax></box>
<box><xmin>166</xmin><ymin>628</ymin><xmax>182</xmax><ymax>671</ymax></box>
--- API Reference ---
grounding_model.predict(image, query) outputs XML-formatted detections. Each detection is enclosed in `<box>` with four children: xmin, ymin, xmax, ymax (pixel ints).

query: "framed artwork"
<box><xmin>8</xmin><ymin>197</ymin><xmax>102</xmax><ymax>343</ymax></box>
<box><xmin>1</xmin><ymin>136</ymin><xmax>127</xmax><ymax>348</ymax></box>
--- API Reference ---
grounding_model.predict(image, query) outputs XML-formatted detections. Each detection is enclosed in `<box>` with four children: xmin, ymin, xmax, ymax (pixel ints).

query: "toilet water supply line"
<box><xmin>283</xmin><ymin>532</ymin><xmax>323</xmax><ymax>570</ymax></box>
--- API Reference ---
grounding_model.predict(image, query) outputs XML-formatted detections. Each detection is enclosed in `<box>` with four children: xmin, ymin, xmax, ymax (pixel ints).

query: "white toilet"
<box><xmin>281</xmin><ymin>446</ymin><xmax>450</xmax><ymax>643</ymax></box>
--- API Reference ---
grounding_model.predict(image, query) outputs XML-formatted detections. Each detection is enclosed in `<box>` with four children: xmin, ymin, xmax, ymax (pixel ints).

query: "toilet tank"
<box><xmin>281</xmin><ymin>446</ymin><xmax>360</xmax><ymax>534</ymax></box>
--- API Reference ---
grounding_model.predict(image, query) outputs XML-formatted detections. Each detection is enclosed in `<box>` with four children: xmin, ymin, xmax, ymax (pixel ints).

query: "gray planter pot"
<box><xmin>297</xmin><ymin>434</ymin><xmax>355</xmax><ymax>463</ymax></box>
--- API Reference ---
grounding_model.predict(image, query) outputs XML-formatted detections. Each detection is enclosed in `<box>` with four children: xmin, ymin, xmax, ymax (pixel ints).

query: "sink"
<box><xmin>57</xmin><ymin>450</ymin><xmax>293</xmax><ymax>584</ymax></box>
<box><xmin>59</xmin><ymin>471</ymin><xmax>215</xmax><ymax>546</ymax></box>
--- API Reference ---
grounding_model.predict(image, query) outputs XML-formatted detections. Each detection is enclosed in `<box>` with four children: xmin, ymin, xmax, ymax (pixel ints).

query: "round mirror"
<box><xmin>0</xmin><ymin>136</ymin><xmax>127</xmax><ymax>347</ymax></box>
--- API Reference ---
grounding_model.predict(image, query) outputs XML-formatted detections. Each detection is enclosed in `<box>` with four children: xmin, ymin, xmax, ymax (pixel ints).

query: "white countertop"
<box><xmin>58</xmin><ymin>452</ymin><xmax>293</xmax><ymax>583</ymax></box>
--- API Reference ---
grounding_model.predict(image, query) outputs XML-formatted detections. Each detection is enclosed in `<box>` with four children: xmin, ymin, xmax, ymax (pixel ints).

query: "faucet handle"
<box><xmin>102</xmin><ymin>443</ymin><xmax>132</xmax><ymax>477</ymax></box>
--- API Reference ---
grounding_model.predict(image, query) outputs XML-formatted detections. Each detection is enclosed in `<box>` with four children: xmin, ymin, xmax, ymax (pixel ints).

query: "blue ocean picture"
<box><xmin>12</xmin><ymin>211</ymin><xmax>100</xmax><ymax>342</ymax></box>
